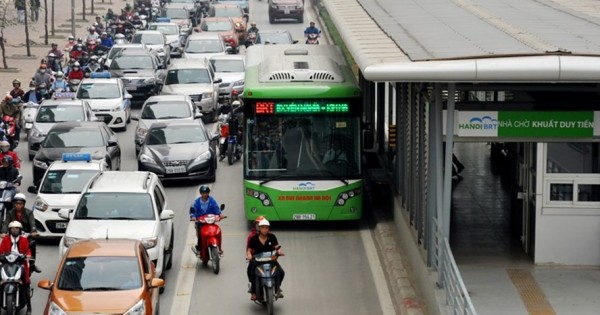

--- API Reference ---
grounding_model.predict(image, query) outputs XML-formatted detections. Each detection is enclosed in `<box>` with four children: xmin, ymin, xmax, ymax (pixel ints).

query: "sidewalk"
<box><xmin>0</xmin><ymin>0</ymin><xmax>127</xmax><ymax>93</ymax></box>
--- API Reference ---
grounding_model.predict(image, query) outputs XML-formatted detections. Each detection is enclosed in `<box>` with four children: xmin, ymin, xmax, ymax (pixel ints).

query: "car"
<box><xmin>182</xmin><ymin>32</ymin><xmax>231</xmax><ymax>60</ymax></box>
<box><xmin>148</xmin><ymin>21</ymin><xmax>187</xmax><ymax>58</ymax></box>
<box><xmin>102</xmin><ymin>43</ymin><xmax>148</xmax><ymax>68</ymax></box>
<box><xmin>209</xmin><ymin>54</ymin><xmax>245</xmax><ymax>98</ymax></box>
<box><xmin>38</xmin><ymin>239</ymin><xmax>164</xmax><ymax>315</ymax></box>
<box><xmin>32</xmin><ymin>121</ymin><xmax>121</xmax><ymax>186</ymax></box>
<box><xmin>108</xmin><ymin>48</ymin><xmax>166</xmax><ymax>100</ymax></box>
<box><xmin>256</xmin><ymin>29</ymin><xmax>299</xmax><ymax>45</ymax></box>
<box><xmin>162</xmin><ymin>5</ymin><xmax>199</xmax><ymax>27</ymax></box>
<box><xmin>160</xmin><ymin>58</ymin><xmax>222</xmax><ymax>122</ymax></box>
<box><xmin>58</xmin><ymin>171</ymin><xmax>175</xmax><ymax>278</ymax></box>
<box><xmin>28</xmin><ymin>153</ymin><xmax>107</xmax><ymax>239</ymax></box>
<box><xmin>208</xmin><ymin>3</ymin><xmax>248</xmax><ymax>41</ymax></box>
<box><xmin>268</xmin><ymin>0</ymin><xmax>304</xmax><ymax>23</ymax></box>
<box><xmin>197</xmin><ymin>17</ymin><xmax>240</xmax><ymax>53</ymax></box>
<box><xmin>215</xmin><ymin>0</ymin><xmax>249</xmax><ymax>14</ymax></box>
<box><xmin>27</xmin><ymin>97</ymin><xmax>98</xmax><ymax>161</ymax></box>
<box><xmin>75</xmin><ymin>75</ymin><xmax>132</xmax><ymax>131</ymax></box>
<box><xmin>132</xmin><ymin>94</ymin><xmax>203</xmax><ymax>154</ymax></box>
<box><xmin>131</xmin><ymin>30</ymin><xmax>171</xmax><ymax>67</ymax></box>
<box><xmin>138</xmin><ymin>121</ymin><xmax>219</xmax><ymax>181</ymax></box>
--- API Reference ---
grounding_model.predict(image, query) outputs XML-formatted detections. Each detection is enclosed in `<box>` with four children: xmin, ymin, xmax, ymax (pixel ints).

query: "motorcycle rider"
<box><xmin>245</xmin><ymin>22</ymin><xmax>259</xmax><ymax>48</ymax></box>
<box><xmin>69</xmin><ymin>43</ymin><xmax>86</xmax><ymax>60</ymax></box>
<box><xmin>0</xmin><ymin>156</ymin><xmax>20</xmax><ymax>185</ymax></box>
<box><xmin>1</xmin><ymin>194</ymin><xmax>41</xmax><ymax>274</ymax></box>
<box><xmin>46</xmin><ymin>52</ymin><xmax>62</xmax><ymax>73</ymax></box>
<box><xmin>100</xmin><ymin>31</ymin><xmax>114</xmax><ymax>49</ymax></box>
<box><xmin>22</xmin><ymin>81</ymin><xmax>42</xmax><ymax>105</ymax></box>
<box><xmin>0</xmin><ymin>221</ymin><xmax>33</xmax><ymax>315</ymax></box>
<box><xmin>0</xmin><ymin>96</ymin><xmax>22</xmax><ymax>143</ymax></box>
<box><xmin>50</xmin><ymin>71</ymin><xmax>69</xmax><ymax>93</ymax></box>
<box><xmin>0</xmin><ymin>141</ymin><xmax>20</xmax><ymax>169</ymax></box>
<box><xmin>95</xmin><ymin>16</ymin><xmax>105</xmax><ymax>34</ymax></box>
<box><xmin>246</xmin><ymin>219</ymin><xmax>285</xmax><ymax>300</ymax></box>
<box><xmin>189</xmin><ymin>185</ymin><xmax>223</xmax><ymax>255</ymax></box>
<box><xmin>32</xmin><ymin>63</ymin><xmax>53</xmax><ymax>87</ymax></box>
<box><xmin>304</xmin><ymin>21</ymin><xmax>320</xmax><ymax>36</ymax></box>
<box><xmin>9</xmin><ymin>79</ymin><xmax>25</xmax><ymax>99</ymax></box>
<box><xmin>64</xmin><ymin>35</ymin><xmax>76</xmax><ymax>52</ymax></box>
<box><xmin>47</xmin><ymin>42</ymin><xmax>64</xmax><ymax>68</ymax></box>
<box><xmin>246</xmin><ymin>215</ymin><xmax>265</xmax><ymax>249</ymax></box>
<box><xmin>84</xmin><ymin>26</ymin><xmax>99</xmax><ymax>43</ymax></box>
<box><xmin>85</xmin><ymin>56</ymin><xmax>103</xmax><ymax>74</ymax></box>
<box><xmin>67</xmin><ymin>62</ymin><xmax>85</xmax><ymax>81</ymax></box>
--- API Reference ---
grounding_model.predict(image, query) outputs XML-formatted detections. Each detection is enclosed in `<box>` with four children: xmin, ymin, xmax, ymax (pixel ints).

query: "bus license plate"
<box><xmin>166</xmin><ymin>166</ymin><xmax>186</xmax><ymax>174</ymax></box>
<box><xmin>293</xmin><ymin>214</ymin><xmax>316</xmax><ymax>220</ymax></box>
<box><xmin>56</xmin><ymin>222</ymin><xmax>68</xmax><ymax>229</ymax></box>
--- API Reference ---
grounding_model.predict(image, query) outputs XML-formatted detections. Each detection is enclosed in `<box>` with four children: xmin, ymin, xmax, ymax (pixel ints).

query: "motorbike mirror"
<box><xmin>27</xmin><ymin>186</ymin><xmax>38</xmax><ymax>194</ymax></box>
<box><xmin>220</xmin><ymin>204</ymin><xmax>225</xmax><ymax>211</ymax></box>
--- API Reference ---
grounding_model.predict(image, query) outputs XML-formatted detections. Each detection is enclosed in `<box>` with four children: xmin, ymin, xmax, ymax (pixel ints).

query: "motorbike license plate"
<box><xmin>55</xmin><ymin>222</ymin><xmax>68</xmax><ymax>229</ymax></box>
<box><xmin>166</xmin><ymin>166</ymin><xmax>186</xmax><ymax>174</ymax></box>
<box><xmin>293</xmin><ymin>214</ymin><xmax>316</xmax><ymax>220</ymax></box>
<box><xmin>126</xmin><ymin>86</ymin><xmax>137</xmax><ymax>91</ymax></box>
<box><xmin>25</xmin><ymin>123</ymin><xmax>33</xmax><ymax>129</ymax></box>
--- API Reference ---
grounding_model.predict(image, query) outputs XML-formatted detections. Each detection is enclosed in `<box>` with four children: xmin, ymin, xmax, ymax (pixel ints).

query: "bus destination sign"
<box><xmin>255</xmin><ymin>101</ymin><xmax>350</xmax><ymax>114</ymax></box>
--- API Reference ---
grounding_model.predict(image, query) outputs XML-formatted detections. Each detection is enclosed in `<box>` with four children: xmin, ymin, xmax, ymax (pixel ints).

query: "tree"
<box><xmin>0</xmin><ymin>2</ymin><xmax>19</xmax><ymax>69</ymax></box>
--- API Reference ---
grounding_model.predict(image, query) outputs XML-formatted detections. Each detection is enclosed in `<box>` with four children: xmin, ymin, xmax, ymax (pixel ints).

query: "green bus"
<box><xmin>243</xmin><ymin>45</ymin><xmax>362</xmax><ymax>221</ymax></box>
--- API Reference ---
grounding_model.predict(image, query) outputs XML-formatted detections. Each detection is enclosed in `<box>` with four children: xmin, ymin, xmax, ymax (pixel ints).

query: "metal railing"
<box><xmin>433</xmin><ymin>218</ymin><xmax>477</xmax><ymax>315</ymax></box>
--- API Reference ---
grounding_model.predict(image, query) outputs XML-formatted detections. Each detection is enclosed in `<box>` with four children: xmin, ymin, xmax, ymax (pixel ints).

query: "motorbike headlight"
<box><xmin>34</xmin><ymin>196</ymin><xmax>49</xmax><ymax>211</ymax></box>
<box><xmin>123</xmin><ymin>300</ymin><xmax>145</xmax><ymax>315</ymax></box>
<box><xmin>139</xmin><ymin>152</ymin><xmax>157</xmax><ymax>165</ymax></box>
<box><xmin>63</xmin><ymin>236</ymin><xmax>80</xmax><ymax>248</ymax></box>
<box><xmin>136</xmin><ymin>127</ymin><xmax>148</xmax><ymax>138</ymax></box>
<box><xmin>143</xmin><ymin>77</ymin><xmax>156</xmax><ymax>85</ymax></box>
<box><xmin>142</xmin><ymin>237</ymin><xmax>158</xmax><ymax>249</ymax></box>
<box><xmin>48</xmin><ymin>301</ymin><xmax>67</xmax><ymax>315</ymax></box>
<box><xmin>33</xmin><ymin>159</ymin><xmax>49</xmax><ymax>169</ymax></box>
<box><xmin>189</xmin><ymin>151</ymin><xmax>211</xmax><ymax>167</ymax></box>
<box><xmin>232</xmin><ymin>79</ymin><xmax>244</xmax><ymax>87</ymax></box>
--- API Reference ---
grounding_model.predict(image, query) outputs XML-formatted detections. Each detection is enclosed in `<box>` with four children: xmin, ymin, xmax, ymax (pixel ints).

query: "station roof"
<box><xmin>323</xmin><ymin>0</ymin><xmax>600</xmax><ymax>82</ymax></box>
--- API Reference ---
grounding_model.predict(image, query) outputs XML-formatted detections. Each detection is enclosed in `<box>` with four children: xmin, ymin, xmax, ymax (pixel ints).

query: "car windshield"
<box><xmin>43</xmin><ymin>129</ymin><xmax>104</xmax><ymax>148</ymax></box>
<box><xmin>201</xmin><ymin>21</ymin><xmax>232</xmax><ymax>32</ymax></box>
<box><xmin>185</xmin><ymin>39</ymin><xmax>224</xmax><ymax>53</ymax></box>
<box><xmin>258</xmin><ymin>32</ymin><xmax>292</xmax><ymax>44</ymax></box>
<box><xmin>110</xmin><ymin>55</ymin><xmax>154</xmax><ymax>70</ymax></box>
<box><xmin>146</xmin><ymin>125</ymin><xmax>207</xmax><ymax>145</ymax></box>
<box><xmin>36</xmin><ymin>106</ymin><xmax>84</xmax><ymax>123</ymax></box>
<box><xmin>107</xmin><ymin>47</ymin><xmax>124</xmax><ymax>59</ymax></box>
<box><xmin>132</xmin><ymin>33</ymin><xmax>164</xmax><ymax>45</ymax></box>
<box><xmin>170</xmin><ymin>0</ymin><xmax>195</xmax><ymax>2</ymax></box>
<box><xmin>210</xmin><ymin>59</ymin><xmax>244</xmax><ymax>73</ymax></box>
<box><xmin>165</xmin><ymin>8</ymin><xmax>189</xmax><ymax>19</ymax></box>
<box><xmin>57</xmin><ymin>256</ymin><xmax>142</xmax><ymax>291</ymax></box>
<box><xmin>40</xmin><ymin>169</ymin><xmax>99</xmax><ymax>194</ymax></box>
<box><xmin>213</xmin><ymin>8</ymin><xmax>242</xmax><ymax>17</ymax></box>
<box><xmin>141</xmin><ymin>101</ymin><xmax>192</xmax><ymax>119</ymax></box>
<box><xmin>74</xmin><ymin>192</ymin><xmax>155</xmax><ymax>220</ymax></box>
<box><xmin>165</xmin><ymin>69</ymin><xmax>211</xmax><ymax>85</ymax></box>
<box><xmin>149</xmin><ymin>24</ymin><xmax>179</xmax><ymax>36</ymax></box>
<box><xmin>76</xmin><ymin>83</ymin><xmax>121</xmax><ymax>99</ymax></box>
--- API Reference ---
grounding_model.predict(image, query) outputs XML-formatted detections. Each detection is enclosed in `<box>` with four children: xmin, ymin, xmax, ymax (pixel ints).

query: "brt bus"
<box><xmin>243</xmin><ymin>45</ymin><xmax>362</xmax><ymax>221</ymax></box>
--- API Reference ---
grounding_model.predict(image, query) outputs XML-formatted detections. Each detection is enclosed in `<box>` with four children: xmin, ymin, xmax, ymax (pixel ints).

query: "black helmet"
<box><xmin>199</xmin><ymin>185</ymin><xmax>210</xmax><ymax>194</ymax></box>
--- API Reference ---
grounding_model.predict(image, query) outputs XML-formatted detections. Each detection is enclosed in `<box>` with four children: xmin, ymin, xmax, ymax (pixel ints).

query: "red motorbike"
<box><xmin>192</xmin><ymin>204</ymin><xmax>226</xmax><ymax>274</ymax></box>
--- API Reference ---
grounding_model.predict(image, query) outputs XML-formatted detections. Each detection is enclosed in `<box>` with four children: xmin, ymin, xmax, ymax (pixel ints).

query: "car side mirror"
<box><xmin>211</xmin><ymin>134</ymin><xmax>219</xmax><ymax>141</ymax></box>
<box><xmin>124</xmin><ymin>93</ymin><xmax>132</xmax><ymax>99</ymax></box>
<box><xmin>58</xmin><ymin>208</ymin><xmax>72</xmax><ymax>220</ymax></box>
<box><xmin>225</xmin><ymin>46</ymin><xmax>232</xmax><ymax>53</ymax></box>
<box><xmin>107</xmin><ymin>139</ymin><xmax>118</xmax><ymax>147</ymax></box>
<box><xmin>37</xmin><ymin>279</ymin><xmax>53</xmax><ymax>290</ymax></box>
<box><xmin>132</xmin><ymin>115</ymin><xmax>139</xmax><ymax>121</ymax></box>
<box><xmin>194</xmin><ymin>113</ymin><xmax>203</xmax><ymax>119</ymax></box>
<box><xmin>149</xmin><ymin>278</ymin><xmax>165</xmax><ymax>289</ymax></box>
<box><xmin>220</xmin><ymin>204</ymin><xmax>225</xmax><ymax>211</ymax></box>
<box><xmin>27</xmin><ymin>186</ymin><xmax>38</xmax><ymax>194</ymax></box>
<box><xmin>292</xmin><ymin>40</ymin><xmax>299</xmax><ymax>44</ymax></box>
<box><xmin>157</xmin><ymin>64</ymin><xmax>165</xmax><ymax>69</ymax></box>
<box><xmin>160</xmin><ymin>209</ymin><xmax>175</xmax><ymax>220</ymax></box>
<box><xmin>214</xmin><ymin>78</ymin><xmax>222</xmax><ymax>84</ymax></box>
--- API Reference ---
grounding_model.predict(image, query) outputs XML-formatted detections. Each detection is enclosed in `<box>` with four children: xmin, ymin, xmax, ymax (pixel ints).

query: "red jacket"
<box><xmin>0</xmin><ymin>235</ymin><xmax>31</xmax><ymax>284</ymax></box>
<box><xmin>0</xmin><ymin>151</ymin><xmax>20</xmax><ymax>169</ymax></box>
<box><xmin>68</xmin><ymin>69</ymin><xmax>85</xmax><ymax>81</ymax></box>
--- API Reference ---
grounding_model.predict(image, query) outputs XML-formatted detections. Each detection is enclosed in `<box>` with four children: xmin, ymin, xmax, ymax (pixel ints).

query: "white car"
<box><xmin>148</xmin><ymin>21</ymin><xmax>187</xmax><ymax>58</ymax></box>
<box><xmin>183</xmin><ymin>32</ymin><xmax>231</xmax><ymax>60</ymax></box>
<box><xmin>131</xmin><ymin>30</ymin><xmax>171</xmax><ymax>67</ymax></box>
<box><xmin>75</xmin><ymin>76</ymin><xmax>132</xmax><ymax>131</ymax></box>
<box><xmin>28</xmin><ymin>153</ymin><xmax>106</xmax><ymax>239</ymax></box>
<box><xmin>58</xmin><ymin>171</ymin><xmax>175</xmax><ymax>277</ymax></box>
<box><xmin>209</xmin><ymin>54</ymin><xmax>245</xmax><ymax>98</ymax></box>
<box><xmin>102</xmin><ymin>43</ymin><xmax>148</xmax><ymax>68</ymax></box>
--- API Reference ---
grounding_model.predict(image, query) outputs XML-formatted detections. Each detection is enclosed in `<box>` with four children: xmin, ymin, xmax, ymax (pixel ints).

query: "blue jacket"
<box><xmin>190</xmin><ymin>195</ymin><xmax>221</xmax><ymax>222</ymax></box>
<box><xmin>101</xmin><ymin>37</ymin><xmax>114</xmax><ymax>49</ymax></box>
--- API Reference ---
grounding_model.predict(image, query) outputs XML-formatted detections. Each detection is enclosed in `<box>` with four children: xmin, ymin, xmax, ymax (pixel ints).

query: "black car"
<box><xmin>137</xmin><ymin>121</ymin><xmax>219</xmax><ymax>182</ymax></box>
<box><xmin>108</xmin><ymin>48</ymin><xmax>166</xmax><ymax>100</ymax></box>
<box><xmin>32</xmin><ymin>122</ymin><xmax>121</xmax><ymax>186</ymax></box>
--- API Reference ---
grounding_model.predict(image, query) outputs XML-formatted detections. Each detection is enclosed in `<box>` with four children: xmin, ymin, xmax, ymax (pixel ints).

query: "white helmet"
<box><xmin>13</xmin><ymin>193</ymin><xmax>26</xmax><ymax>203</ymax></box>
<box><xmin>55</xmin><ymin>71</ymin><xmax>64</xmax><ymax>78</ymax></box>
<box><xmin>8</xmin><ymin>221</ymin><xmax>23</xmax><ymax>229</ymax></box>
<box><xmin>232</xmin><ymin>100</ymin><xmax>241</xmax><ymax>106</ymax></box>
<box><xmin>257</xmin><ymin>219</ymin><xmax>270</xmax><ymax>227</ymax></box>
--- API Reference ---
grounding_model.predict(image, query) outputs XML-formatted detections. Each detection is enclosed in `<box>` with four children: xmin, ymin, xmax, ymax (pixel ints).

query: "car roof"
<box><xmin>86</xmin><ymin>171</ymin><xmax>155</xmax><ymax>193</ymax></box>
<box><xmin>115</xmin><ymin>48</ymin><xmax>155</xmax><ymax>56</ymax></box>
<box><xmin>49</xmin><ymin>121</ymin><xmax>104</xmax><ymax>131</ymax></box>
<box><xmin>144</xmin><ymin>94</ymin><xmax>190</xmax><ymax>103</ymax></box>
<box><xmin>48</xmin><ymin>159</ymin><xmax>105</xmax><ymax>171</ymax></box>
<box><xmin>202</xmin><ymin>16</ymin><xmax>233</xmax><ymax>22</ymax></box>
<box><xmin>40</xmin><ymin>99</ymin><xmax>85</xmax><ymax>106</ymax></box>
<box><xmin>211</xmin><ymin>3</ymin><xmax>242</xmax><ymax>9</ymax></box>
<box><xmin>209</xmin><ymin>54</ymin><xmax>245</xmax><ymax>62</ymax></box>
<box><xmin>170</xmin><ymin>58</ymin><xmax>211</xmax><ymax>69</ymax></box>
<box><xmin>81</xmin><ymin>78</ymin><xmax>120</xmax><ymax>84</ymax></box>
<box><xmin>135</xmin><ymin>30</ymin><xmax>164</xmax><ymax>35</ymax></box>
<box><xmin>149</xmin><ymin>22</ymin><xmax>179</xmax><ymax>27</ymax></box>
<box><xmin>111</xmin><ymin>43</ymin><xmax>147</xmax><ymax>49</ymax></box>
<box><xmin>187</xmin><ymin>32</ymin><xmax>222</xmax><ymax>40</ymax></box>
<box><xmin>66</xmin><ymin>239</ymin><xmax>141</xmax><ymax>258</ymax></box>
<box><xmin>148</xmin><ymin>120</ymin><xmax>202</xmax><ymax>130</ymax></box>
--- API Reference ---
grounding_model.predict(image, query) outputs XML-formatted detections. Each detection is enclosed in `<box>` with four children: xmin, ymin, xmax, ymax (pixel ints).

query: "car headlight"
<box><xmin>189</xmin><ymin>150</ymin><xmax>211</xmax><ymax>167</ymax></box>
<box><xmin>143</xmin><ymin>77</ymin><xmax>156</xmax><ymax>85</ymax></box>
<box><xmin>63</xmin><ymin>237</ymin><xmax>80</xmax><ymax>248</ymax></box>
<box><xmin>139</xmin><ymin>152</ymin><xmax>157</xmax><ymax>165</ymax></box>
<box><xmin>33</xmin><ymin>159</ymin><xmax>49</xmax><ymax>169</ymax></box>
<box><xmin>124</xmin><ymin>300</ymin><xmax>145</xmax><ymax>315</ymax></box>
<box><xmin>30</xmin><ymin>127</ymin><xmax>44</xmax><ymax>139</ymax></box>
<box><xmin>136</xmin><ymin>127</ymin><xmax>148</xmax><ymax>138</ymax></box>
<box><xmin>232</xmin><ymin>79</ymin><xmax>244</xmax><ymax>87</ymax></box>
<box><xmin>203</xmin><ymin>92</ymin><xmax>213</xmax><ymax>98</ymax></box>
<box><xmin>142</xmin><ymin>237</ymin><xmax>158</xmax><ymax>249</ymax></box>
<box><xmin>297</xmin><ymin>4</ymin><xmax>303</xmax><ymax>8</ymax></box>
<box><xmin>48</xmin><ymin>301</ymin><xmax>67</xmax><ymax>315</ymax></box>
<box><xmin>270</xmin><ymin>4</ymin><xmax>277</xmax><ymax>9</ymax></box>
<box><xmin>112</xmin><ymin>103</ymin><xmax>122</xmax><ymax>112</ymax></box>
<box><xmin>34</xmin><ymin>196</ymin><xmax>49</xmax><ymax>211</ymax></box>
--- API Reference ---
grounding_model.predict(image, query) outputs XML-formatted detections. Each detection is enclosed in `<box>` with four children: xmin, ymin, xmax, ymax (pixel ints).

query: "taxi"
<box><xmin>28</xmin><ymin>153</ymin><xmax>106</xmax><ymax>238</ymax></box>
<box><xmin>38</xmin><ymin>239</ymin><xmax>164</xmax><ymax>315</ymax></box>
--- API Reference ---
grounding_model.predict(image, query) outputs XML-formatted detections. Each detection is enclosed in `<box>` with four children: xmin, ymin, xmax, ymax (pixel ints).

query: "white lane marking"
<box><xmin>360</xmin><ymin>221</ymin><xmax>396</xmax><ymax>315</ymax></box>
<box><xmin>168</xmin><ymin>222</ymin><xmax>198</xmax><ymax>314</ymax></box>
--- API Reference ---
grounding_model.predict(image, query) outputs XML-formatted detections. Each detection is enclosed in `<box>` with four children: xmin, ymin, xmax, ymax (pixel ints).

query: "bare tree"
<box><xmin>44</xmin><ymin>0</ymin><xmax>49</xmax><ymax>45</ymax></box>
<box><xmin>0</xmin><ymin>2</ymin><xmax>19</xmax><ymax>69</ymax></box>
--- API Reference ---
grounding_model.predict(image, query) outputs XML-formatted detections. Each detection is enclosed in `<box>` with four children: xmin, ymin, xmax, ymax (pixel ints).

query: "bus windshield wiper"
<box><xmin>322</xmin><ymin>170</ymin><xmax>349</xmax><ymax>185</ymax></box>
<box><xmin>259</xmin><ymin>174</ymin><xmax>293</xmax><ymax>185</ymax></box>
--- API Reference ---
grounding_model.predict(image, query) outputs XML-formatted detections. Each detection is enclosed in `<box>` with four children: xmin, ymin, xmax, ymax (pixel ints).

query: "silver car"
<box><xmin>183</xmin><ymin>32</ymin><xmax>231</xmax><ymax>60</ymax></box>
<box><xmin>131</xmin><ymin>30</ymin><xmax>171</xmax><ymax>67</ymax></box>
<box><xmin>132</xmin><ymin>94</ymin><xmax>203</xmax><ymax>155</ymax></box>
<box><xmin>209</xmin><ymin>54</ymin><xmax>245</xmax><ymax>99</ymax></box>
<box><xmin>148</xmin><ymin>22</ymin><xmax>186</xmax><ymax>58</ymax></box>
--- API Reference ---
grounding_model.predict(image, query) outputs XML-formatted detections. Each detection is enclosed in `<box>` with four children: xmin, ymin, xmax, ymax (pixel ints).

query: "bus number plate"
<box><xmin>293</xmin><ymin>214</ymin><xmax>316</xmax><ymax>220</ymax></box>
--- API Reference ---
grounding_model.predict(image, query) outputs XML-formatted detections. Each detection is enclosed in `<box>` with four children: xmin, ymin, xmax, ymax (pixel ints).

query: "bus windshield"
<box><xmin>245</xmin><ymin>115</ymin><xmax>361</xmax><ymax>179</ymax></box>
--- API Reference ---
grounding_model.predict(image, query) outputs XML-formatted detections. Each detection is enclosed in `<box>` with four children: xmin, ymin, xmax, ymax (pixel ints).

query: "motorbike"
<box><xmin>0</xmin><ymin>175</ymin><xmax>22</xmax><ymax>225</ymax></box>
<box><xmin>68</xmin><ymin>79</ymin><xmax>81</xmax><ymax>92</ymax></box>
<box><xmin>245</xmin><ymin>31</ymin><xmax>257</xmax><ymax>48</ymax></box>
<box><xmin>2</xmin><ymin>115</ymin><xmax>18</xmax><ymax>150</ymax></box>
<box><xmin>21</xmin><ymin>102</ymin><xmax>39</xmax><ymax>133</ymax></box>
<box><xmin>305</xmin><ymin>32</ymin><xmax>320</xmax><ymax>45</ymax></box>
<box><xmin>191</xmin><ymin>204</ymin><xmax>226</xmax><ymax>274</ymax></box>
<box><xmin>226</xmin><ymin>131</ymin><xmax>242</xmax><ymax>165</ymax></box>
<box><xmin>0</xmin><ymin>252</ymin><xmax>31</xmax><ymax>315</ymax></box>
<box><xmin>217</xmin><ymin>113</ymin><xmax>230</xmax><ymax>162</ymax></box>
<box><xmin>251</xmin><ymin>248</ymin><xmax>284</xmax><ymax>314</ymax></box>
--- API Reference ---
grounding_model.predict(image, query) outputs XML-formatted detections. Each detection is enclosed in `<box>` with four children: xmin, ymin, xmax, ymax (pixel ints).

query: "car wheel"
<box><xmin>269</xmin><ymin>15</ymin><xmax>275</xmax><ymax>23</ymax></box>
<box><xmin>299</xmin><ymin>16</ymin><xmax>304</xmax><ymax>23</ymax></box>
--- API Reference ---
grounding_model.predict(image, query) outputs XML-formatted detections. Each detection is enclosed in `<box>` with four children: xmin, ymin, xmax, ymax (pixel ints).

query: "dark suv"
<box><xmin>268</xmin><ymin>0</ymin><xmax>304</xmax><ymax>23</ymax></box>
<box><xmin>108</xmin><ymin>48</ymin><xmax>166</xmax><ymax>100</ymax></box>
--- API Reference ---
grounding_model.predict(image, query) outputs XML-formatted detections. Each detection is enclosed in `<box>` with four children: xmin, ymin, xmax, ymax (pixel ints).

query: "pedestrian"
<box><xmin>15</xmin><ymin>0</ymin><xmax>26</xmax><ymax>23</ymax></box>
<box><xmin>30</xmin><ymin>0</ymin><xmax>40</xmax><ymax>22</ymax></box>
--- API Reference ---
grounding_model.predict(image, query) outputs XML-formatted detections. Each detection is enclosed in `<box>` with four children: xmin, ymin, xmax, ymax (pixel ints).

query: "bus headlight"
<box><xmin>335</xmin><ymin>188</ymin><xmax>361</xmax><ymax>206</ymax></box>
<box><xmin>246</xmin><ymin>188</ymin><xmax>273</xmax><ymax>207</ymax></box>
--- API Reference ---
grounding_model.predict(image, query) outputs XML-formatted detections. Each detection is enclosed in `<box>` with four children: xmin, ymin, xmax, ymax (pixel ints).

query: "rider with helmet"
<box><xmin>48</xmin><ymin>42</ymin><xmax>64</xmax><ymax>67</ymax></box>
<box><xmin>64</xmin><ymin>35</ymin><xmax>76</xmax><ymax>52</ymax></box>
<box><xmin>0</xmin><ymin>155</ymin><xmax>20</xmax><ymax>184</ymax></box>
<box><xmin>246</xmin><ymin>215</ymin><xmax>265</xmax><ymax>249</ymax></box>
<box><xmin>51</xmin><ymin>71</ymin><xmax>69</xmax><ymax>93</ymax></box>
<box><xmin>67</xmin><ymin>62</ymin><xmax>85</xmax><ymax>81</ymax></box>
<box><xmin>0</xmin><ymin>221</ymin><xmax>34</xmax><ymax>315</ymax></box>
<box><xmin>33</xmin><ymin>63</ymin><xmax>53</xmax><ymax>87</ymax></box>
<box><xmin>0</xmin><ymin>95</ymin><xmax>23</xmax><ymax>143</ymax></box>
<box><xmin>246</xmin><ymin>218</ymin><xmax>285</xmax><ymax>300</ymax></box>
<box><xmin>1</xmin><ymin>194</ymin><xmax>41</xmax><ymax>274</ymax></box>
<box><xmin>189</xmin><ymin>185</ymin><xmax>222</xmax><ymax>254</ymax></box>
<box><xmin>23</xmin><ymin>80</ymin><xmax>42</xmax><ymax>104</ymax></box>
<box><xmin>0</xmin><ymin>141</ymin><xmax>20</xmax><ymax>169</ymax></box>
<box><xmin>9</xmin><ymin>79</ymin><xmax>25</xmax><ymax>99</ymax></box>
